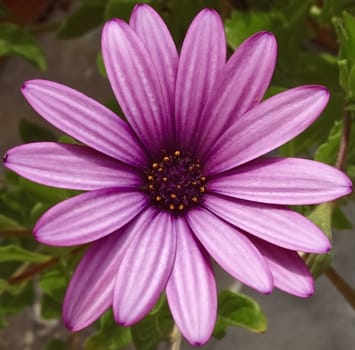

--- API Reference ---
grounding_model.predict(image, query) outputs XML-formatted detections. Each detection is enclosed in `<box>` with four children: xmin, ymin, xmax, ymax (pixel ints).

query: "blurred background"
<box><xmin>0</xmin><ymin>1</ymin><xmax>354</xmax><ymax>349</ymax></box>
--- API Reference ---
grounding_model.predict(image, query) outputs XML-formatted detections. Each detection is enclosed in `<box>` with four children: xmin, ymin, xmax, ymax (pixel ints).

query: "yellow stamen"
<box><xmin>155</xmin><ymin>195</ymin><xmax>162</xmax><ymax>202</ymax></box>
<box><xmin>169</xmin><ymin>204</ymin><xmax>175</xmax><ymax>210</ymax></box>
<box><xmin>192</xmin><ymin>196</ymin><xmax>198</xmax><ymax>203</ymax></box>
<box><xmin>178</xmin><ymin>204</ymin><xmax>184</xmax><ymax>210</ymax></box>
<box><xmin>174</xmin><ymin>150</ymin><xmax>181</xmax><ymax>157</ymax></box>
<box><xmin>163</xmin><ymin>156</ymin><xmax>170</xmax><ymax>162</ymax></box>
<box><xmin>200</xmin><ymin>186</ymin><xmax>206</xmax><ymax>193</ymax></box>
<box><xmin>152</xmin><ymin>162</ymin><xmax>159</xmax><ymax>169</ymax></box>
<box><xmin>147</xmin><ymin>175</ymin><xmax>154</xmax><ymax>181</ymax></box>
<box><xmin>170</xmin><ymin>193</ymin><xmax>177</xmax><ymax>199</ymax></box>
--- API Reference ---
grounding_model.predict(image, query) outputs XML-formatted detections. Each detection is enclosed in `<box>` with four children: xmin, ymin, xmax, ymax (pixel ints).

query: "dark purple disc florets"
<box><xmin>144</xmin><ymin>150</ymin><xmax>206</xmax><ymax>213</ymax></box>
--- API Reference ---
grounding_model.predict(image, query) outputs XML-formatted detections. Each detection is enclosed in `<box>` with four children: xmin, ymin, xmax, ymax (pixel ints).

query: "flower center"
<box><xmin>145</xmin><ymin>150</ymin><xmax>206</xmax><ymax>213</ymax></box>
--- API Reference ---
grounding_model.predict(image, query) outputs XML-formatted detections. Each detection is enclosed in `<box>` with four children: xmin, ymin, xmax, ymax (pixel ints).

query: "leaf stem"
<box><xmin>169</xmin><ymin>324</ymin><xmax>182</xmax><ymax>350</ymax></box>
<box><xmin>0</xmin><ymin>229</ymin><xmax>33</xmax><ymax>237</ymax></box>
<box><xmin>335</xmin><ymin>111</ymin><xmax>352</xmax><ymax>171</ymax></box>
<box><xmin>7</xmin><ymin>246</ymin><xmax>83</xmax><ymax>285</ymax></box>
<box><xmin>325</xmin><ymin>266</ymin><xmax>355</xmax><ymax>310</ymax></box>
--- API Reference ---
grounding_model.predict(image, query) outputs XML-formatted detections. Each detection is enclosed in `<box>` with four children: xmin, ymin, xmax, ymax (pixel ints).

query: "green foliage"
<box><xmin>19</xmin><ymin>119</ymin><xmax>57</xmax><ymax>143</ymax></box>
<box><xmin>0</xmin><ymin>23</ymin><xmax>46</xmax><ymax>70</ymax></box>
<box><xmin>85</xmin><ymin>310</ymin><xmax>132</xmax><ymax>350</ymax></box>
<box><xmin>305</xmin><ymin>203</ymin><xmax>333</xmax><ymax>279</ymax></box>
<box><xmin>0</xmin><ymin>283</ymin><xmax>35</xmax><ymax>328</ymax></box>
<box><xmin>334</xmin><ymin>12</ymin><xmax>355</xmax><ymax>102</ymax></box>
<box><xmin>131</xmin><ymin>295</ymin><xmax>174</xmax><ymax>350</ymax></box>
<box><xmin>213</xmin><ymin>290</ymin><xmax>267</xmax><ymax>339</ymax></box>
<box><xmin>0</xmin><ymin>245</ymin><xmax>50</xmax><ymax>263</ymax></box>
<box><xmin>44</xmin><ymin>338</ymin><xmax>67</xmax><ymax>350</ymax></box>
<box><xmin>58</xmin><ymin>0</ymin><xmax>109</xmax><ymax>39</ymax></box>
<box><xmin>104</xmin><ymin>0</ymin><xmax>146</xmax><ymax>21</ymax></box>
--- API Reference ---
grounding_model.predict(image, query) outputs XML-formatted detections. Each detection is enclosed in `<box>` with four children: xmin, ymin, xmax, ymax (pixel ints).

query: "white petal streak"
<box><xmin>166</xmin><ymin>217</ymin><xmax>217</xmax><ymax>345</ymax></box>
<box><xmin>34</xmin><ymin>189</ymin><xmax>147</xmax><ymax>246</ymax></box>
<box><xmin>113</xmin><ymin>209</ymin><xmax>176</xmax><ymax>325</ymax></box>
<box><xmin>4</xmin><ymin>142</ymin><xmax>141</xmax><ymax>190</ymax></box>
<box><xmin>21</xmin><ymin>79</ymin><xmax>146</xmax><ymax>167</ymax></box>
<box><xmin>249</xmin><ymin>236</ymin><xmax>314</xmax><ymax>297</ymax></box>
<box><xmin>63</xmin><ymin>226</ymin><xmax>133</xmax><ymax>331</ymax></box>
<box><xmin>204</xmin><ymin>194</ymin><xmax>330</xmax><ymax>253</ymax></box>
<box><xmin>187</xmin><ymin>207</ymin><xmax>273</xmax><ymax>293</ymax></box>
<box><xmin>208</xmin><ymin>157</ymin><xmax>352</xmax><ymax>205</ymax></box>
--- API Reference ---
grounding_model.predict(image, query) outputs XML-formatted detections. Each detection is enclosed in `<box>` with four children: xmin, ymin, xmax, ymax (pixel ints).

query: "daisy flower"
<box><xmin>3</xmin><ymin>4</ymin><xmax>351</xmax><ymax>345</ymax></box>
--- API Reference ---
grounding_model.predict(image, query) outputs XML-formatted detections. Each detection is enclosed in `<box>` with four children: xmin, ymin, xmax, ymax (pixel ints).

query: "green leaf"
<box><xmin>0</xmin><ymin>245</ymin><xmax>50</xmax><ymax>263</ymax></box>
<box><xmin>104</xmin><ymin>0</ymin><xmax>143</xmax><ymax>21</ymax></box>
<box><xmin>0</xmin><ymin>23</ymin><xmax>46</xmax><ymax>70</ymax></box>
<box><xmin>225</xmin><ymin>10</ymin><xmax>279</xmax><ymax>49</ymax></box>
<box><xmin>315</xmin><ymin>117</ymin><xmax>355</xmax><ymax>170</ymax></box>
<box><xmin>332</xmin><ymin>206</ymin><xmax>353</xmax><ymax>229</ymax></box>
<box><xmin>44</xmin><ymin>338</ymin><xmax>66</xmax><ymax>350</ymax></box>
<box><xmin>43</xmin><ymin>339</ymin><xmax>66</xmax><ymax>350</ymax></box>
<box><xmin>85</xmin><ymin>310</ymin><xmax>132</xmax><ymax>350</ymax></box>
<box><xmin>19</xmin><ymin>177</ymin><xmax>78</xmax><ymax>206</ymax></box>
<box><xmin>317</xmin><ymin>0</ymin><xmax>355</xmax><ymax>24</ymax></box>
<box><xmin>131</xmin><ymin>295</ymin><xmax>174</xmax><ymax>350</ymax></box>
<box><xmin>19</xmin><ymin>119</ymin><xmax>57</xmax><ymax>143</ymax></box>
<box><xmin>0</xmin><ymin>283</ymin><xmax>34</xmax><ymax>315</ymax></box>
<box><xmin>40</xmin><ymin>294</ymin><xmax>62</xmax><ymax>320</ymax></box>
<box><xmin>57</xmin><ymin>0</ymin><xmax>108</xmax><ymax>39</ymax></box>
<box><xmin>213</xmin><ymin>290</ymin><xmax>267</xmax><ymax>339</ymax></box>
<box><xmin>0</xmin><ymin>214</ymin><xmax>23</xmax><ymax>229</ymax></box>
<box><xmin>305</xmin><ymin>203</ymin><xmax>333</xmax><ymax>278</ymax></box>
<box><xmin>96</xmin><ymin>51</ymin><xmax>106</xmax><ymax>77</ymax></box>
<box><xmin>39</xmin><ymin>266</ymin><xmax>69</xmax><ymax>301</ymax></box>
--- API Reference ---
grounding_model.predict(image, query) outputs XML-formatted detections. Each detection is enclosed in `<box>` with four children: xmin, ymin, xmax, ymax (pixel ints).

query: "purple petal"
<box><xmin>249</xmin><ymin>236</ymin><xmax>314</xmax><ymax>297</ymax></box>
<box><xmin>21</xmin><ymin>80</ymin><xmax>146</xmax><ymax>167</ymax></box>
<box><xmin>130</xmin><ymin>4</ymin><xmax>178</xmax><ymax>117</ymax></box>
<box><xmin>204</xmin><ymin>86</ymin><xmax>330</xmax><ymax>175</ymax></box>
<box><xmin>197</xmin><ymin>31</ymin><xmax>277</xmax><ymax>154</ymax></box>
<box><xmin>203</xmin><ymin>194</ymin><xmax>330</xmax><ymax>253</ymax></box>
<box><xmin>175</xmin><ymin>9</ymin><xmax>226</xmax><ymax>149</ymax></box>
<box><xmin>4</xmin><ymin>142</ymin><xmax>141</xmax><ymax>191</ymax></box>
<box><xmin>102</xmin><ymin>19</ymin><xmax>171</xmax><ymax>154</ymax></box>
<box><xmin>34</xmin><ymin>189</ymin><xmax>147</xmax><ymax>246</ymax></box>
<box><xmin>186</xmin><ymin>207</ymin><xmax>273</xmax><ymax>293</ymax></box>
<box><xmin>166</xmin><ymin>217</ymin><xmax>217</xmax><ymax>346</ymax></box>
<box><xmin>208</xmin><ymin>157</ymin><xmax>352</xmax><ymax>205</ymax></box>
<box><xmin>63</xmin><ymin>225</ymin><xmax>133</xmax><ymax>331</ymax></box>
<box><xmin>113</xmin><ymin>209</ymin><xmax>176</xmax><ymax>325</ymax></box>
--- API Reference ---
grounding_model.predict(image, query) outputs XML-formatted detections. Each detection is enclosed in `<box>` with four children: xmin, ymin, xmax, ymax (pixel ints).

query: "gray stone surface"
<box><xmin>0</xmin><ymin>26</ymin><xmax>354</xmax><ymax>350</ymax></box>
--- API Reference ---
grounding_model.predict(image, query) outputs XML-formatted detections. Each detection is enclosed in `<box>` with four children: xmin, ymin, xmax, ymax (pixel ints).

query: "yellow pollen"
<box><xmin>200</xmin><ymin>186</ymin><xmax>206</xmax><ymax>193</ymax></box>
<box><xmin>200</xmin><ymin>176</ymin><xmax>206</xmax><ymax>182</ymax></box>
<box><xmin>174</xmin><ymin>150</ymin><xmax>181</xmax><ymax>157</ymax></box>
<box><xmin>155</xmin><ymin>195</ymin><xmax>162</xmax><ymax>201</ymax></box>
<box><xmin>176</xmin><ymin>184</ymin><xmax>182</xmax><ymax>189</ymax></box>
<box><xmin>163</xmin><ymin>156</ymin><xmax>170</xmax><ymax>162</ymax></box>
<box><xmin>178</xmin><ymin>204</ymin><xmax>184</xmax><ymax>210</ymax></box>
<box><xmin>169</xmin><ymin>204</ymin><xmax>175</xmax><ymax>210</ymax></box>
<box><xmin>152</xmin><ymin>163</ymin><xmax>159</xmax><ymax>169</ymax></box>
<box><xmin>162</xmin><ymin>177</ymin><xmax>168</xmax><ymax>182</ymax></box>
<box><xmin>148</xmin><ymin>184</ymin><xmax>154</xmax><ymax>190</ymax></box>
<box><xmin>191</xmin><ymin>181</ymin><xmax>197</xmax><ymax>185</ymax></box>
<box><xmin>147</xmin><ymin>175</ymin><xmax>154</xmax><ymax>181</ymax></box>
<box><xmin>188</xmin><ymin>165</ymin><xmax>193</xmax><ymax>171</ymax></box>
<box><xmin>170</xmin><ymin>193</ymin><xmax>177</xmax><ymax>199</ymax></box>
<box><xmin>192</xmin><ymin>196</ymin><xmax>198</xmax><ymax>203</ymax></box>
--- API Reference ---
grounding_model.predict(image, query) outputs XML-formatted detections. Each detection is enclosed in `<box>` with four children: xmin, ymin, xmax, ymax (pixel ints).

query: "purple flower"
<box><xmin>3</xmin><ymin>4</ymin><xmax>352</xmax><ymax>345</ymax></box>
